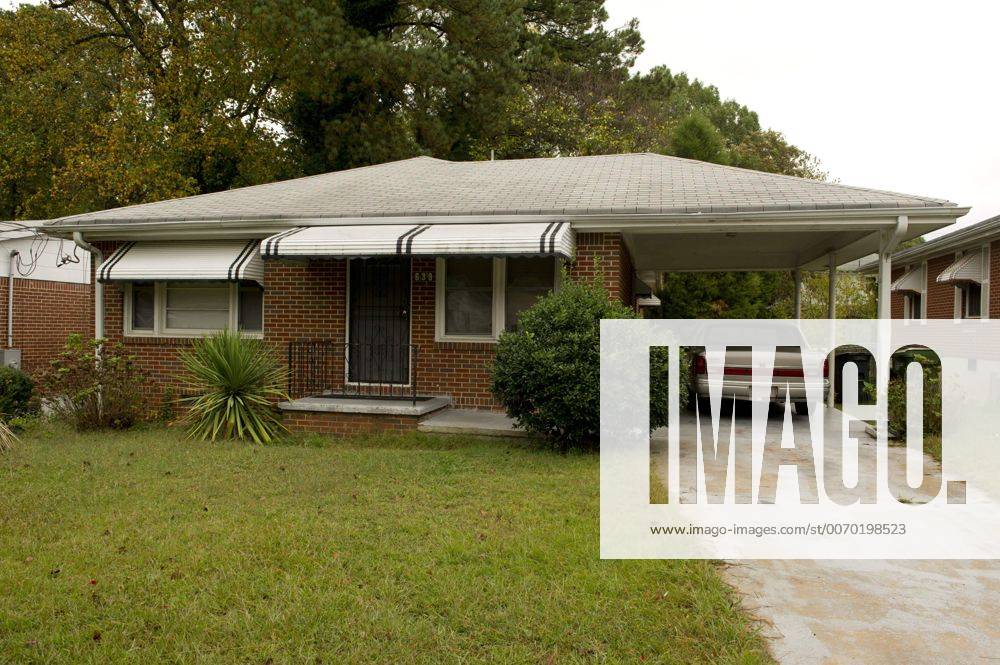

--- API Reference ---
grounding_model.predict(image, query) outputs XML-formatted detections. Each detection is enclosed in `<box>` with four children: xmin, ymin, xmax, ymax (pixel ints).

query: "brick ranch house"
<box><xmin>42</xmin><ymin>154</ymin><xmax>967</xmax><ymax>434</ymax></box>
<box><xmin>874</xmin><ymin>214</ymin><xmax>999</xmax><ymax>321</ymax></box>
<box><xmin>1</xmin><ymin>221</ymin><xmax>92</xmax><ymax>377</ymax></box>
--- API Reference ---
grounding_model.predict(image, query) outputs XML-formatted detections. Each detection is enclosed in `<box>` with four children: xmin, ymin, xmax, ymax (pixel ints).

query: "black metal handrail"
<box><xmin>288</xmin><ymin>340</ymin><xmax>419</xmax><ymax>404</ymax></box>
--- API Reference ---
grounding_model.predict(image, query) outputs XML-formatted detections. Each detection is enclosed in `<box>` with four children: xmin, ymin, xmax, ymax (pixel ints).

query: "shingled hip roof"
<box><xmin>48</xmin><ymin>153</ymin><xmax>958</xmax><ymax>228</ymax></box>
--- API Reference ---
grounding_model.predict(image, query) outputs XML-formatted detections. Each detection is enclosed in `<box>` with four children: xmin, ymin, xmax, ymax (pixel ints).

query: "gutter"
<box><xmin>7</xmin><ymin>250</ymin><xmax>17</xmax><ymax>348</ymax></box>
<box><xmin>72</xmin><ymin>232</ymin><xmax>104</xmax><ymax>340</ymax></box>
<box><xmin>42</xmin><ymin>206</ymin><xmax>972</xmax><ymax>237</ymax></box>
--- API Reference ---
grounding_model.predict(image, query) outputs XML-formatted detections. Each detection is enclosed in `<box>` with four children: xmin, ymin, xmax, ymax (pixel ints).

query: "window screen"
<box><xmin>504</xmin><ymin>257</ymin><xmax>554</xmax><ymax>330</ymax></box>
<box><xmin>238</xmin><ymin>283</ymin><xmax>264</xmax><ymax>332</ymax></box>
<box><xmin>164</xmin><ymin>283</ymin><xmax>230</xmax><ymax>330</ymax></box>
<box><xmin>444</xmin><ymin>258</ymin><xmax>493</xmax><ymax>336</ymax></box>
<box><xmin>966</xmin><ymin>283</ymin><xmax>982</xmax><ymax>318</ymax></box>
<box><xmin>131</xmin><ymin>283</ymin><xmax>155</xmax><ymax>330</ymax></box>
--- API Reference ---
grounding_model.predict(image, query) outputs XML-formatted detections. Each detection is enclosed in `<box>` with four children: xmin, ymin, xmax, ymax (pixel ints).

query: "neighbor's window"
<box><xmin>125</xmin><ymin>281</ymin><xmax>264</xmax><ymax>337</ymax></box>
<box><xmin>905</xmin><ymin>293</ymin><xmax>922</xmax><ymax>320</ymax></box>
<box><xmin>130</xmin><ymin>282</ymin><xmax>155</xmax><ymax>331</ymax></box>
<box><xmin>444</xmin><ymin>258</ymin><xmax>494</xmax><ymax>336</ymax></box>
<box><xmin>505</xmin><ymin>257</ymin><xmax>555</xmax><ymax>330</ymax></box>
<box><xmin>438</xmin><ymin>257</ymin><xmax>556</xmax><ymax>340</ymax></box>
<box><xmin>964</xmin><ymin>282</ymin><xmax>983</xmax><ymax>319</ymax></box>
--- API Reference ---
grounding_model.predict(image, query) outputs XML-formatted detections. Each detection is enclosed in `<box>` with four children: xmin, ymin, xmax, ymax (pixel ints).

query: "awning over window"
<box><xmin>936</xmin><ymin>251</ymin><xmax>985</xmax><ymax>284</ymax></box>
<box><xmin>890</xmin><ymin>266</ymin><xmax>924</xmax><ymax>294</ymax></box>
<box><xmin>98</xmin><ymin>240</ymin><xmax>264</xmax><ymax>284</ymax></box>
<box><xmin>260</xmin><ymin>222</ymin><xmax>575</xmax><ymax>260</ymax></box>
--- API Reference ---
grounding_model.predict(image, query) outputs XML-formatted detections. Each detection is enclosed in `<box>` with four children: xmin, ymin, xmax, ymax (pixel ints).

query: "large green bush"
<box><xmin>491</xmin><ymin>275</ymin><xmax>678</xmax><ymax>451</ymax></box>
<box><xmin>179</xmin><ymin>331</ymin><xmax>289</xmax><ymax>444</ymax></box>
<box><xmin>0</xmin><ymin>365</ymin><xmax>33</xmax><ymax>418</ymax></box>
<box><xmin>886</xmin><ymin>350</ymin><xmax>942</xmax><ymax>440</ymax></box>
<box><xmin>39</xmin><ymin>335</ymin><xmax>144</xmax><ymax>430</ymax></box>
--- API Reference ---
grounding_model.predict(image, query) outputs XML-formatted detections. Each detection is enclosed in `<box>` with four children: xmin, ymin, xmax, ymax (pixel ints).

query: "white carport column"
<box><xmin>793</xmin><ymin>269</ymin><xmax>803</xmax><ymax>318</ymax></box>
<box><xmin>827</xmin><ymin>254</ymin><xmax>837</xmax><ymax>408</ymax></box>
<box><xmin>877</xmin><ymin>216</ymin><xmax>908</xmax><ymax>319</ymax></box>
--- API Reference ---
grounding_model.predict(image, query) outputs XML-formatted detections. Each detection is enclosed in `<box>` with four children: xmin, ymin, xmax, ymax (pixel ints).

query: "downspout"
<box><xmin>7</xmin><ymin>250</ymin><xmax>18</xmax><ymax>348</ymax></box>
<box><xmin>73</xmin><ymin>232</ymin><xmax>104</xmax><ymax>340</ymax></box>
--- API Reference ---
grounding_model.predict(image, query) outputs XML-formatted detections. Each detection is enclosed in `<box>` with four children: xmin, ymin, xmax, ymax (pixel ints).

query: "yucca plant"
<box><xmin>179</xmin><ymin>331</ymin><xmax>289</xmax><ymax>444</ymax></box>
<box><xmin>0</xmin><ymin>419</ymin><xmax>17</xmax><ymax>453</ymax></box>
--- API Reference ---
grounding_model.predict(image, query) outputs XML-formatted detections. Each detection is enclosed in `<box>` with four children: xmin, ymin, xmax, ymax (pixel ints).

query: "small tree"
<box><xmin>492</xmin><ymin>273</ymin><xmax>677</xmax><ymax>451</ymax></box>
<box><xmin>39</xmin><ymin>335</ymin><xmax>144</xmax><ymax>430</ymax></box>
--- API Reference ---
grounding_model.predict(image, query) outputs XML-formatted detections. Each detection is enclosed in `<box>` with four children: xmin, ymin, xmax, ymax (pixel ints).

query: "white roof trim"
<box><xmin>261</xmin><ymin>222</ymin><xmax>575</xmax><ymax>260</ymax></box>
<box><xmin>891</xmin><ymin>265</ymin><xmax>924</xmax><ymax>293</ymax></box>
<box><xmin>936</xmin><ymin>250</ymin><xmax>985</xmax><ymax>284</ymax></box>
<box><xmin>98</xmin><ymin>240</ymin><xmax>264</xmax><ymax>284</ymax></box>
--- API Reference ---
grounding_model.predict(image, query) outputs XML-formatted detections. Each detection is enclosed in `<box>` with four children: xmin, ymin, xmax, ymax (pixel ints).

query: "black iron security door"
<box><xmin>348</xmin><ymin>258</ymin><xmax>411</xmax><ymax>385</ymax></box>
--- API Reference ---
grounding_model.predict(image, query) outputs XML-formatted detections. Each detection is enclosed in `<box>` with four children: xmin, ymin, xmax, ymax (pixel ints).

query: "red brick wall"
<box><xmin>0</xmin><ymin>276</ymin><xmax>93</xmax><ymax>377</ymax></box>
<box><xmin>991</xmin><ymin>241</ymin><xmax>1000</xmax><ymax>319</ymax></box>
<box><xmin>568</xmin><ymin>232</ymin><xmax>633</xmax><ymax>302</ymax></box>
<box><xmin>280</xmin><ymin>410</ymin><xmax>422</xmax><ymax>435</ymax></box>
<box><xmin>925</xmin><ymin>254</ymin><xmax>957</xmax><ymax>319</ymax></box>
<box><xmin>93</xmin><ymin>233</ymin><xmax>635</xmax><ymax>411</ymax></box>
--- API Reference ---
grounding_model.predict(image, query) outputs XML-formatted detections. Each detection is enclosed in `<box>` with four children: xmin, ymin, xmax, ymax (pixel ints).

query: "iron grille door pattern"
<box><xmin>287</xmin><ymin>341</ymin><xmax>419</xmax><ymax>404</ymax></box>
<box><xmin>349</xmin><ymin>258</ymin><xmax>411</xmax><ymax>384</ymax></box>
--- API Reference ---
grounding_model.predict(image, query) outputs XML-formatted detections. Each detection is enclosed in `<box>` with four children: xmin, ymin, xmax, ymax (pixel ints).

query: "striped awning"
<box><xmin>261</xmin><ymin>222</ymin><xmax>575</xmax><ymax>260</ymax></box>
<box><xmin>891</xmin><ymin>266</ymin><xmax>924</xmax><ymax>294</ymax></box>
<box><xmin>98</xmin><ymin>240</ymin><xmax>264</xmax><ymax>284</ymax></box>
<box><xmin>936</xmin><ymin>251</ymin><xmax>985</xmax><ymax>284</ymax></box>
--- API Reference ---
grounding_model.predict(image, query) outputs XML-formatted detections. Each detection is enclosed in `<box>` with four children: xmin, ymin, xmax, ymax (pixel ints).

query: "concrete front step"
<box><xmin>418</xmin><ymin>408</ymin><xmax>532</xmax><ymax>438</ymax></box>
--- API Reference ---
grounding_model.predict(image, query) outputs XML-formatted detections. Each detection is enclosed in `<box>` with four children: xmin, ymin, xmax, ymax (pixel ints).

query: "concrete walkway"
<box><xmin>418</xmin><ymin>408</ymin><xmax>531</xmax><ymax>438</ymax></box>
<box><xmin>652</xmin><ymin>407</ymin><xmax>1000</xmax><ymax>664</ymax></box>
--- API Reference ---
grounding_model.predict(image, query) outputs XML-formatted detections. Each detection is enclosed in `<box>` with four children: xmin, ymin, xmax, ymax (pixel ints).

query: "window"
<box><xmin>505</xmin><ymin>257</ymin><xmax>556</xmax><ymax>330</ymax></box>
<box><xmin>905</xmin><ymin>293</ymin><xmax>922</xmax><ymax>320</ymax></box>
<box><xmin>436</xmin><ymin>257</ymin><xmax>557</xmax><ymax>341</ymax></box>
<box><xmin>444</xmin><ymin>258</ymin><xmax>495</xmax><ymax>337</ymax></box>
<box><xmin>130</xmin><ymin>282</ymin><xmax>155</xmax><ymax>331</ymax></box>
<box><xmin>125</xmin><ymin>281</ymin><xmax>264</xmax><ymax>337</ymax></box>
<box><xmin>964</xmin><ymin>282</ymin><xmax>982</xmax><ymax>319</ymax></box>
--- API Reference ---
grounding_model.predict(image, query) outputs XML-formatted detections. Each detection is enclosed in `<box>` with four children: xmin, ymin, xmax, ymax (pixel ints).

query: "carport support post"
<box><xmin>827</xmin><ymin>254</ymin><xmax>837</xmax><ymax>408</ymax></box>
<box><xmin>877</xmin><ymin>235</ymin><xmax>893</xmax><ymax>319</ymax></box>
<box><xmin>793</xmin><ymin>269</ymin><xmax>802</xmax><ymax>318</ymax></box>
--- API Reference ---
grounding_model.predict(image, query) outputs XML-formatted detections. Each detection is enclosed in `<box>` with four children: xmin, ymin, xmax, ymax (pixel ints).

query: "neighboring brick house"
<box><xmin>0</xmin><ymin>222</ymin><xmax>93</xmax><ymax>377</ymax></box>
<box><xmin>883</xmin><ymin>214</ymin><xmax>1000</xmax><ymax>321</ymax></box>
<box><xmin>43</xmin><ymin>154</ymin><xmax>966</xmax><ymax>434</ymax></box>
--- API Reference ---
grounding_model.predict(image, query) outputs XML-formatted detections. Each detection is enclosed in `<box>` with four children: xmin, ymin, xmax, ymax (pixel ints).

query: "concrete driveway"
<box><xmin>651</xmin><ymin>405</ymin><xmax>1000</xmax><ymax>664</ymax></box>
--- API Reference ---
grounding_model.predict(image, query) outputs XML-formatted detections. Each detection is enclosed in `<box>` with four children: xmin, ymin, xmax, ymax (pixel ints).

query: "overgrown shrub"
<box><xmin>0</xmin><ymin>365</ymin><xmax>34</xmax><ymax>418</ymax></box>
<box><xmin>39</xmin><ymin>334</ymin><xmax>144</xmax><ymax>430</ymax></box>
<box><xmin>886</xmin><ymin>351</ymin><xmax>942</xmax><ymax>439</ymax></box>
<box><xmin>491</xmin><ymin>273</ymin><xmax>678</xmax><ymax>451</ymax></box>
<box><xmin>649</xmin><ymin>347</ymin><xmax>691</xmax><ymax>430</ymax></box>
<box><xmin>179</xmin><ymin>331</ymin><xmax>289</xmax><ymax>444</ymax></box>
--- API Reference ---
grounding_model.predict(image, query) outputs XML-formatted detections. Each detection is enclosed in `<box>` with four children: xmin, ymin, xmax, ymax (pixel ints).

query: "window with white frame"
<box><xmin>125</xmin><ymin>281</ymin><xmax>264</xmax><ymax>336</ymax></box>
<box><xmin>904</xmin><ymin>292</ymin><xmax>923</xmax><ymax>319</ymax></box>
<box><xmin>962</xmin><ymin>282</ymin><xmax>983</xmax><ymax>319</ymax></box>
<box><xmin>436</xmin><ymin>257</ymin><xmax>557</xmax><ymax>341</ymax></box>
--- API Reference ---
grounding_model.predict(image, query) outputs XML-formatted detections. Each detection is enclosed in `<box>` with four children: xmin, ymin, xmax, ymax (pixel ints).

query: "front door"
<box><xmin>348</xmin><ymin>257</ymin><xmax>411</xmax><ymax>384</ymax></box>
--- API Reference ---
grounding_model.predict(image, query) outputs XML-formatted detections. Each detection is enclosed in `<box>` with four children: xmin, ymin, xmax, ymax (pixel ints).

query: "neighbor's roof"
<box><xmin>889</xmin><ymin>214</ymin><xmax>1000</xmax><ymax>266</ymax></box>
<box><xmin>48</xmin><ymin>153</ymin><xmax>958</xmax><ymax>229</ymax></box>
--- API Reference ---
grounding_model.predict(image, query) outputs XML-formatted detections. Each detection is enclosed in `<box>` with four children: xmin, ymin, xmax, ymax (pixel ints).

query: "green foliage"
<box><xmin>653</xmin><ymin>272</ymin><xmax>793</xmax><ymax>319</ymax></box>
<box><xmin>38</xmin><ymin>334</ymin><xmax>144</xmax><ymax>430</ymax></box>
<box><xmin>493</xmin><ymin>273</ymin><xmax>673</xmax><ymax>451</ymax></box>
<box><xmin>886</xmin><ymin>351</ymin><xmax>942</xmax><ymax>440</ymax></box>
<box><xmin>649</xmin><ymin>347</ymin><xmax>691</xmax><ymax>430</ymax></box>
<box><xmin>179</xmin><ymin>331</ymin><xmax>289</xmax><ymax>444</ymax></box>
<box><xmin>669</xmin><ymin>112</ymin><xmax>729</xmax><ymax>164</ymax></box>
<box><xmin>0</xmin><ymin>365</ymin><xmax>33</xmax><ymax>418</ymax></box>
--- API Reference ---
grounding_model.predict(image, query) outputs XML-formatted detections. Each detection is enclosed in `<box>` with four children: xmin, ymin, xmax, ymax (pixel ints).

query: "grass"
<box><xmin>0</xmin><ymin>423</ymin><xmax>771</xmax><ymax>664</ymax></box>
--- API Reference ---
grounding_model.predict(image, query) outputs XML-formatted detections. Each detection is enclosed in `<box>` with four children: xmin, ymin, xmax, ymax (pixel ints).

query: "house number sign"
<box><xmin>414</xmin><ymin>271</ymin><xmax>435</xmax><ymax>283</ymax></box>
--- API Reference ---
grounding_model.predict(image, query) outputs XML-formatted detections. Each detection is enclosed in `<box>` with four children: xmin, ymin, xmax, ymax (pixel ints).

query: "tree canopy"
<box><xmin>0</xmin><ymin>0</ymin><xmax>824</xmax><ymax>220</ymax></box>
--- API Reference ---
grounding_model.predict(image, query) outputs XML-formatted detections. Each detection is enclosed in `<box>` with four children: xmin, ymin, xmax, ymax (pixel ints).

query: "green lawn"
<box><xmin>0</xmin><ymin>423</ymin><xmax>770</xmax><ymax>664</ymax></box>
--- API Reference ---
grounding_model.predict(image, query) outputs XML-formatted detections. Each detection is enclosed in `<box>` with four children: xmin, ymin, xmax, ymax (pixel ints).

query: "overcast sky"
<box><xmin>4</xmin><ymin>1</ymin><xmax>996</xmax><ymax>238</ymax></box>
<box><xmin>605</xmin><ymin>0</ymin><xmax>999</xmax><ymax>238</ymax></box>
